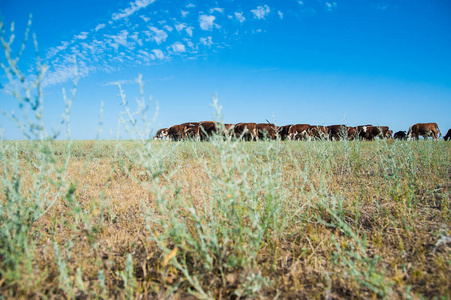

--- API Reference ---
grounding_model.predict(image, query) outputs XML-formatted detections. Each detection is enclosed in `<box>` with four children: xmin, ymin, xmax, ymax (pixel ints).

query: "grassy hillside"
<box><xmin>1</xmin><ymin>138</ymin><xmax>450</xmax><ymax>298</ymax></box>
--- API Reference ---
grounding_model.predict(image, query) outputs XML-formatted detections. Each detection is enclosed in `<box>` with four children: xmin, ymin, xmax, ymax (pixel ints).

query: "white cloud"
<box><xmin>147</xmin><ymin>26</ymin><xmax>168</xmax><ymax>44</ymax></box>
<box><xmin>199</xmin><ymin>15</ymin><xmax>216</xmax><ymax>30</ymax></box>
<box><xmin>251</xmin><ymin>5</ymin><xmax>270</xmax><ymax>19</ymax></box>
<box><xmin>298</xmin><ymin>1</ymin><xmax>304</xmax><ymax>6</ymax></box>
<box><xmin>278</xmin><ymin>11</ymin><xmax>283</xmax><ymax>19</ymax></box>
<box><xmin>95</xmin><ymin>24</ymin><xmax>106</xmax><ymax>31</ymax></box>
<box><xmin>102</xmin><ymin>79</ymin><xmax>135</xmax><ymax>86</ymax></box>
<box><xmin>181</xmin><ymin>10</ymin><xmax>189</xmax><ymax>17</ymax></box>
<box><xmin>171</xmin><ymin>42</ymin><xmax>185</xmax><ymax>52</ymax></box>
<box><xmin>183</xmin><ymin>38</ymin><xmax>195</xmax><ymax>49</ymax></box>
<box><xmin>152</xmin><ymin>49</ymin><xmax>164</xmax><ymax>59</ymax></box>
<box><xmin>186</xmin><ymin>27</ymin><xmax>193</xmax><ymax>37</ymax></box>
<box><xmin>164</xmin><ymin>25</ymin><xmax>173</xmax><ymax>32</ymax></box>
<box><xmin>235</xmin><ymin>12</ymin><xmax>245</xmax><ymax>23</ymax></box>
<box><xmin>58</xmin><ymin>41</ymin><xmax>69</xmax><ymax>51</ymax></box>
<box><xmin>209</xmin><ymin>7</ymin><xmax>224</xmax><ymax>14</ymax></box>
<box><xmin>186</xmin><ymin>3</ymin><xmax>195</xmax><ymax>8</ymax></box>
<box><xmin>137</xmin><ymin>49</ymin><xmax>156</xmax><ymax>62</ymax></box>
<box><xmin>105</xmin><ymin>30</ymin><xmax>130</xmax><ymax>50</ymax></box>
<box><xmin>175</xmin><ymin>23</ymin><xmax>186</xmax><ymax>32</ymax></box>
<box><xmin>140</xmin><ymin>15</ymin><xmax>150</xmax><ymax>22</ymax></box>
<box><xmin>76</xmin><ymin>32</ymin><xmax>89</xmax><ymax>40</ymax></box>
<box><xmin>200</xmin><ymin>36</ymin><xmax>213</xmax><ymax>46</ymax></box>
<box><xmin>325</xmin><ymin>2</ymin><xmax>338</xmax><ymax>11</ymax></box>
<box><xmin>130</xmin><ymin>33</ymin><xmax>143</xmax><ymax>46</ymax></box>
<box><xmin>112</xmin><ymin>0</ymin><xmax>156</xmax><ymax>20</ymax></box>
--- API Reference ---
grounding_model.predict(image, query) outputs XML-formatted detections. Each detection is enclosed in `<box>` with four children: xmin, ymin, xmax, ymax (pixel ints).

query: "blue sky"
<box><xmin>0</xmin><ymin>0</ymin><xmax>450</xmax><ymax>139</ymax></box>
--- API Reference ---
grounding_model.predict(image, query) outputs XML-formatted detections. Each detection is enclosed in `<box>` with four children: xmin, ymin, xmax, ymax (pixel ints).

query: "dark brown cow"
<box><xmin>199</xmin><ymin>121</ymin><xmax>217</xmax><ymax>140</ymax></box>
<box><xmin>288</xmin><ymin>124</ymin><xmax>310</xmax><ymax>140</ymax></box>
<box><xmin>444</xmin><ymin>129</ymin><xmax>451</xmax><ymax>141</ymax></box>
<box><xmin>168</xmin><ymin>124</ymin><xmax>186</xmax><ymax>141</ymax></box>
<box><xmin>327</xmin><ymin>125</ymin><xmax>348</xmax><ymax>140</ymax></box>
<box><xmin>407</xmin><ymin>123</ymin><xmax>441</xmax><ymax>140</ymax></box>
<box><xmin>234</xmin><ymin>123</ymin><xmax>257</xmax><ymax>141</ymax></box>
<box><xmin>277</xmin><ymin>125</ymin><xmax>292</xmax><ymax>140</ymax></box>
<box><xmin>307</xmin><ymin>125</ymin><xmax>328</xmax><ymax>140</ymax></box>
<box><xmin>347</xmin><ymin>127</ymin><xmax>357</xmax><ymax>140</ymax></box>
<box><xmin>153</xmin><ymin>128</ymin><xmax>168</xmax><ymax>140</ymax></box>
<box><xmin>256</xmin><ymin>123</ymin><xmax>277</xmax><ymax>140</ymax></box>
<box><xmin>181</xmin><ymin>122</ymin><xmax>200</xmax><ymax>140</ymax></box>
<box><xmin>393</xmin><ymin>131</ymin><xmax>407</xmax><ymax>140</ymax></box>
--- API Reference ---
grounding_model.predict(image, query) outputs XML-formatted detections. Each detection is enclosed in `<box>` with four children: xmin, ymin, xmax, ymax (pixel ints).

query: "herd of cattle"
<box><xmin>154</xmin><ymin>121</ymin><xmax>451</xmax><ymax>142</ymax></box>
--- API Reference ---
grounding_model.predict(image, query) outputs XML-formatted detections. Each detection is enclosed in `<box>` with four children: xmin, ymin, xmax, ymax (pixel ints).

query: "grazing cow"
<box><xmin>199</xmin><ymin>121</ymin><xmax>217</xmax><ymax>140</ymax></box>
<box><xmin>327</xmin><ymin>125</ymin><xmax>348</xmax><ymax>140</ymax></box>
<box><xmin>277</xmin><ymin>125</ymin><xmax>292</xmax><ymax>140</ymax></box>
<box><xmin>168</xmin><ymin>124</ymin><xmax>186</xmax><ymax>141</ymax></box>
<box><xmin>386</xmin><ymin>129</ymin><xmax>393</xmax><ymax>139</ymax></box>
<box><xmin>288</xmin><ymin>124</ymin><xmax>310</xmax><ymax>140</ymax></box>
<box><xmin>444</xmin><ymin>129</ymin><xmax>451</xmax><ymax>141</ymax></box>
<box><xmin>307</xmin><ymin>125</ymin><xmax>328</xmax><ymax>140</ymax></box>
<box><xmin>357</xmin><ymin>125</ymin><xmax>390</xmax><ymax>140</ymax></box>
<box><xmin>234</xmin><ymin>123</ymin><xmax>258</xmax><ymax>141</ymax></box>
<box><xmin>256</xmin><ymin>122</ymin><xmax>277</xmax><ymax>140</ymax></box>
<box><xmin>222</xmin><ymin>123</ymin><xmax>235</xmax><ymax>138</ymax></box>
<box><xmin>181</xmin><ymin>122</ymin><xmax>200</xmax><ymax>140</ymax></box>
<box><xmin>393</xmin><ymin>131</ymin><xmax>407</xmax><ymax>140</ymax></box>
<box><xmin>153</xmin><ymin>128</ymin><xmax>168</xmax><ymax>140</ymax></box>
<box><xmin>347</xmin><ymin>127</ymin><xmax>357</xmax><ymax>140</ymax></box>
<box><xmin>407</xmin><ymin>123</ymin><xmax>441</xmax><ymax>140</ymax></box>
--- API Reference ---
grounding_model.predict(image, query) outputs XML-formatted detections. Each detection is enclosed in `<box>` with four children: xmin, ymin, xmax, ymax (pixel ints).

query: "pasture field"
<box><xmin>0</xmin><ymin>137</ymin><xmax>450</xmax><ymax>299</ymax></box>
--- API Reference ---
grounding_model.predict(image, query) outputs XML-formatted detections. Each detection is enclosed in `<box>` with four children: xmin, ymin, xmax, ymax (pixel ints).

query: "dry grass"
<box><xmin>0</xmin><ymin>138</ymin><xmax>450</xmax><ymax>299</ymax></box>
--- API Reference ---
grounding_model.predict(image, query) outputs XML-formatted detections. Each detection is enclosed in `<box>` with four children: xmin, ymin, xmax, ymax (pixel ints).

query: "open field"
<box><xmin>0</xmin><ymin>138</ymin><xmax>450</xmax><ymax>299</ymax></box>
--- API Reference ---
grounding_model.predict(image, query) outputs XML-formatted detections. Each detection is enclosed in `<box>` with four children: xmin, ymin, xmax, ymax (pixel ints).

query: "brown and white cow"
<box><xmin>256</xmin><ymin>122</ymin><xmax>277</xmax><ymax>140</ymax></box>
<box><xmin>326</xmin><ymin>125</ymin><xmax>348</xmax><ymax>140</ymax></box>
<box><xmin>407</xmin><ymin>123</ymin><xmax>441</xmax><ymax>140</ymax></box>
<box><xmin>307</xmin><ymin>125</ymin><xmax>328</xmax><ymax>140</ymax></box>
<box><xmin>222</xmin><ymin>123</ymin><xmax>235</xmax><ymax>138</ymax></box>
<box><xmin>444</xmin><ymin>129</ymin><xmax>451</xmax><ymax>141</ymax></box>
<box><xmin>288</xmin><ymin>124</ymin><xmax>310</xmax><ymax>140</ymax></box>
<box><xmin>357</xmin><ymin>125</ymin><xmax>390</xmax><ymax>140</ymax></box>
<box><xmin>168</xmin><ymin>124</ymin><xmax>187</xmax><ymax>141</ymax></box>
<box><xmin>153</xmin><ymin>128</ymin><xmax>168</xmax><ymax>140</ymax></box>
<box><xmin>277</xmin><ymin>125</ymin><xmax>292</xmax><ymax>140</ymax></box>
<box><xmin>234</xmin><ymin>123</ymin><xmax>258</xmax><ymax>141</ymax></box>
<box><xmin>181</xmin><ymin>122</ymin><xmax>200</xmax><ymax>140</ymax></box>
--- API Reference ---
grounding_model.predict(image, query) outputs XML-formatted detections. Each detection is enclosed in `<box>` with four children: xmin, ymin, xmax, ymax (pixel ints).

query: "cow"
<box><xmin>357</xmin><ymin>125</ymin><xmax>390</xmax><ymax>140</ymax></box>
<box><xmin>256</xmin><ymin>122</ymin><xmax>277</xmax><ymax>140</ymax></box>
<box><xmin>347</xmin><ymin>127</ymin><xmax>357</xmax><ymax>140</ymax></box>
<box><xmin>277</xmin><ymin>125</ymin><xmax>292</xmax><ymax>140</ymax></box>
<box><xmin>168</xmin><ymin>124</ymin><xmax>186</xmax><ymax>141</ymax></box>
<box><xmin>386</xmin><ymin>129</ymin><xmax>393</xmax><ymax>139</ymax></box>
<box><xmin>444</xmin><ymin>129</ymin><xmax>451</xmax><ymax>141</ymax></box>
<box><xmin>307</xmin><ymin>125</ymin><xmax>328</xmax><ymax>140</ymax></box>
<box><xmin>234</xmin><ymin>123</ymin><xmax>258</xmax><ymax>141</ymax></box>
<box><xmin>198</xmin><ymin>121</ymin><xmax>217</xmax><ymax>140</ymax></box>
<box><xmin>407</xmin><ymin>123</ymin><xmax>441</xmax><ymax>140</ymax></box>
<box><xmin>222</xmin><ymin>123</ymin><xmax>235</xmax><ymax>138</ymax></box>
<box><xmin>181</xmin><ymin>122</ymin><xmax>200</xmax><ymax>140</ymax></box>
<box><xmin>393</xmin><ymin>131</ymin><xmax>407</xmax><ymax>140</ymax></box>
<box><xmin>153</xmin><ymin>128</ymin><xmax>168</xmax><ymax>140</ymax></box>
<box><xmin>288</xmin><ymin>124</ymin><xmax>310</xmax><ymax>140</ymax></box>
<box><xmin>327</xmin><ymin>125</ymin><xmax>348</xmax><ymax>140</ymax></box>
